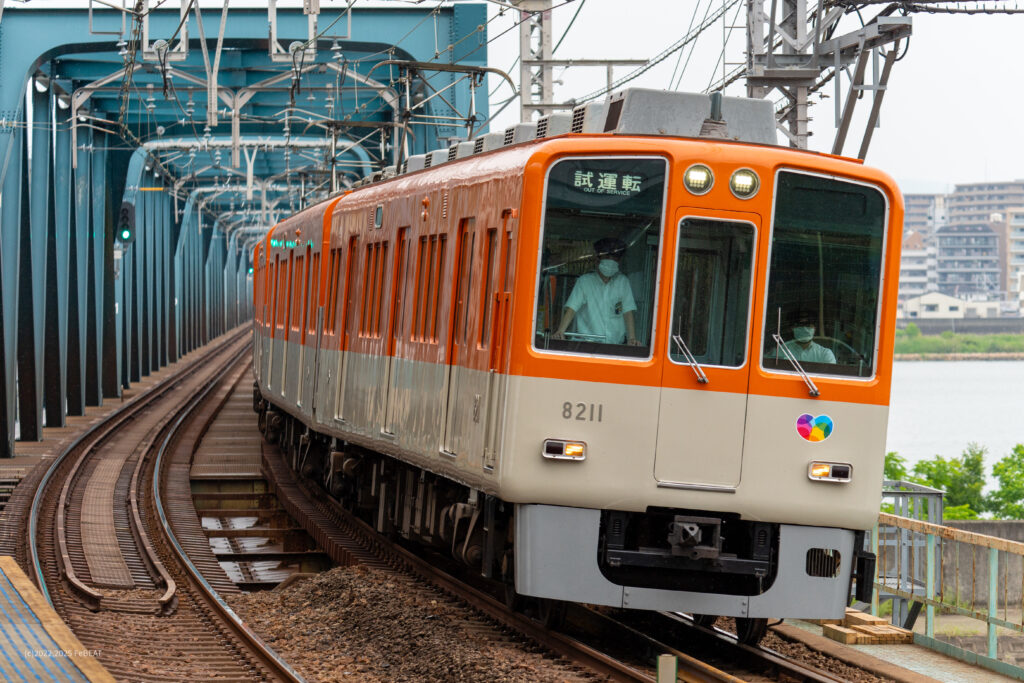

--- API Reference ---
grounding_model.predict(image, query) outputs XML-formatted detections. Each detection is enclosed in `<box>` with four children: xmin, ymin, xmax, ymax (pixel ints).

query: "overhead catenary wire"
<box><xmin>574</xmin><ymin>0</ymin><xmax>741</xmax><ymax>104</ymax></box>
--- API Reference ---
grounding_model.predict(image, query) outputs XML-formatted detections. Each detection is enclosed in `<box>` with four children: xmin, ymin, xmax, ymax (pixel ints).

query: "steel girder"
<box><xmin>0</xmin><ymin>4</ymin><xmax>488</xmax><ymax>456</ymax></box>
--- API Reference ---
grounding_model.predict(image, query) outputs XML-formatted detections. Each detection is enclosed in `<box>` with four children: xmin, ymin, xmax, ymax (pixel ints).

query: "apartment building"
<box><xmin>946</xmin><ymin>181</ymin><xmax>1024</xmax><ymax>230</ymax></box>
<box><xmin>903</xmin><ymin>193</ymin><xmax>946</xmax><ymax>236</ymax></box>
<box><xmin>898</xmin><ymin>231</ymin><xmax>937</xmax><ymax>301</ymax></box>
<box><xmin>934</xmin><ymin>223</ymin><xmax>1002</xmax><ymax>297</ymax></box>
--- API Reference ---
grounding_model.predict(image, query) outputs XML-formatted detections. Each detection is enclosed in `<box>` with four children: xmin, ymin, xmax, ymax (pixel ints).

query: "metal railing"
<box><xmin>870</xmin><ymin>496</ymin><xmax>1024</xmax><ymax>679</ymax></box>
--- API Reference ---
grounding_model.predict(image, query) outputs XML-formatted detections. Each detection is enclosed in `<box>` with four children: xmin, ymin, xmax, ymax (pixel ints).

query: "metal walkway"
<box><xmin>0</xmin><ymin>556</ymin><xmax>112</xmax><ymax>682</ymax></box>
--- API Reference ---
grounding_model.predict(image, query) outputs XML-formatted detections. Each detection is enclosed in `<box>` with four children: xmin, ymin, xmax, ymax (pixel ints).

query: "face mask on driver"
<box><xmin>598</xmin><ymin>259</ymin><xmax>619</xmax><ymax>278</ymax></box>
<box><xmin>792</xmin><ymin>326</ymin><xmax>815</xmax><ymax>343</ymax></box>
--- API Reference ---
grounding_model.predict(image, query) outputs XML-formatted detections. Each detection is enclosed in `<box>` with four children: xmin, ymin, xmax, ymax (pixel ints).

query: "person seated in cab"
<box><xmin>783</xmin><ymin>312</ymin><xmax>836</xmax><ymax>364</ymax></box>
<box><xmin>553</xmin><ymin>237</ymin><xmax>640</xmax><ymax>346</ymax></box>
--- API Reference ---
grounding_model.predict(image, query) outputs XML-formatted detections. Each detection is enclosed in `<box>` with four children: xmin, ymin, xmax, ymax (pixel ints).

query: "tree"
<box><xmin>987</xmin><ymin>444</ymin><xmax>1024</xmax><ymax>519</ymax></box>
<box><xmin>911</xmin><ymin>443</ymin><xmax>987</xmax><ymax>518</ymax></box>
<box><xmin>942</xmin><ymin>504</ymin><xmax>979</xmax><ymax>520</ymax></box>
<box><xmin>884</xmin><ymin>451</ymin><xmax>909</xmax><ymax>482</ymax></box>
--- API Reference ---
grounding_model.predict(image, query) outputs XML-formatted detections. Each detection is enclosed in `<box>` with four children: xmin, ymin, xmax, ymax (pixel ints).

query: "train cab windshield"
<box><xmin>669</xmin><ymin>218</ymin><xmax>755</xmax><ymax>368</ymax></box>
<box><xmin>761</xmin><ymin>171</ymin><xmax>887</xmax><ymax>378</ymax></box>
<box><xmin>534</xmin><ymin>157</ymin><xmax>667</xmax><ymax>358</ymax></box>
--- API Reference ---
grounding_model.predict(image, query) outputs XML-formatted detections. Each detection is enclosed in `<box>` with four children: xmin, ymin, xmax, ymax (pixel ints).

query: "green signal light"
<box><xmin>120</xmin><ymin>228</ymin><xmax>132</xmax><ymax>241</ymax></box>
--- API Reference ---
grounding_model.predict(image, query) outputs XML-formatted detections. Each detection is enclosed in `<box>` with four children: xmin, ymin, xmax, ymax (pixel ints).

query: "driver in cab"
<box><xmin>783</xmin><ymin>313</ymin><xmax>836</xmax><ymax>364</ymax></box>
<box><xmin>553</xmin><ymin>237</ymin><xmax>640</xmax><ymax>346</ymax></box>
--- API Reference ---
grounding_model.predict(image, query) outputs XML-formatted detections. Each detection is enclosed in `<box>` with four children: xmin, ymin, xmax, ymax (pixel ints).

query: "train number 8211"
<box><xmin>562</xmin><ymin>402</ymin><xmax>603</xmax><ymax>422</ymax></box>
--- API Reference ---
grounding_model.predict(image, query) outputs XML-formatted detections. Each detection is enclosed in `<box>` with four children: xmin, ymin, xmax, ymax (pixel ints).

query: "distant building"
<box><xmin>898</xmin><ymin>231</ymin><xmax>937</xmax><ymax>302</ymax></box>
<box><xmin>903</xmin><ymin>193</ymin><xmax>946</xmax><ymax>236</ymax></box>
<box><xmin>896</xmin><ymin>182</ymin><xmax>1024</xmax><ymax>306</ymax></box>
<box><xmin>934</xmin><ymin>223</ymin><xmax>1001</xmax><ymax>297</ymax></box>
<box><xmin>946</xmin><ymin>181</ymin><xmax>1024</xmax><ymax>232</ymax></box>
<box><xmin>1003</xmin><ymin>208</ymin><xmax>1024</xmax><ymax>308</ymax></box>
<box><xmin>901</xmin><ymin>292</ymin><xmax>1001</xmax><ymax>319</ymax></box>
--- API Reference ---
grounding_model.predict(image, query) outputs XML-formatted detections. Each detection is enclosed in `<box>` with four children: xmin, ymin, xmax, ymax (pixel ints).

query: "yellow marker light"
<box><xmin>808</xmin><ymin>462</ymin><xmax>853</xmax><ymax>482</ymax></box>
<box><xmin>683</xmin><ymin>164</ymin><xmax>714</xmax><ymax>195</ymax></box>
<box><xmin>809</xmin><ymin>463</ymin><xmax>832</xmax><ymax>479</ymax></box>
<box><xmin>564</xmin><ymin>442</ymin><xmax>585</xmax><ymax>458</ymax></box>
<box><xmin>542</xmin><ymin>439</ymin><xmax>586</xmax><ymax>461</ymax></box>
<box><xmin>729</xmin><ymin>169</ymin><xmax>760</xmax><ymax>199</ymax></box>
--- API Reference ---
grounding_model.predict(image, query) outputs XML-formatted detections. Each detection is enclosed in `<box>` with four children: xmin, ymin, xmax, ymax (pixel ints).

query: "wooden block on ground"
<box><xmin>805</xmin><ymin>617</ymin><xmax>844</xmax><ymax>625</ymax></box>
<box><xmin>823</xmin><ymin>624</ymin><xmax>866</xmax><ymax>644</ymax></box>
<box><xmin>849</xmin><ymin>624</ymin><xmax>914</xmax><ymax>644</ymax></box>
<box><xmin>844</xmin><ymin>610</ymin><xmax>889</xmax><ymax>627</ymax></box>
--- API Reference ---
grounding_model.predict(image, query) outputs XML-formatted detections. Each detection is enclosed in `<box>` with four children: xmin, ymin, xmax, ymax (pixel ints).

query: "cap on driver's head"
<box><xmin>593</xmin><ymin>237</ymin><xmax>626</xmax><ymax>258</ymax></box>
<box><xmin>795</xmin><ymin>311</ymin><xmax>816</xmax><ymax>326</ymax></box>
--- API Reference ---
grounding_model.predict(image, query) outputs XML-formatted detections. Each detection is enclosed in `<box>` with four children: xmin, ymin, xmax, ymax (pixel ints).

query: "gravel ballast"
<box><xmin>230</xmin><ymin>565</ymin><xmax>599</xmax><ymax>682</ymax></box>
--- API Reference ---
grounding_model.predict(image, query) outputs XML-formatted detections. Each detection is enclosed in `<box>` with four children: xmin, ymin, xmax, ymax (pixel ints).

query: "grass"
<box><xmin>895</xmin><ymin>326</ymin><xmax>1024</xmax><ymax>355</ymax></box>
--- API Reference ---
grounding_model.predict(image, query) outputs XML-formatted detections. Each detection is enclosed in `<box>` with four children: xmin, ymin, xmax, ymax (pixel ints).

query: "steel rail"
<box><xmin>29</xmin><ymin>327</ymin><xmax>250</xmax><ymax>607</ymax></box>
<box><xmin>264</xmin><ymin>433</ymin><xmax>862</xmax><ymax>682</ymax></box>
<box><xmin>151</xmin><ymin>354</ymin><xmax>306</xmax><ymax>683</ymax></box>
<box><xmin>261</xmin><ymin>445</ymin><xmax>665</xmax><ymax>683</ymax></box>
<box><xmin>659</xmin><ymin>612</ymin><xmax>848</xmax><ymax>683</ymax></box>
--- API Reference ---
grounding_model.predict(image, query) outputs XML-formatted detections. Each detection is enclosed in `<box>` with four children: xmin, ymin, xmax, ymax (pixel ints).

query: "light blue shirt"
<box><xmin>564</xmin><ymin>271</ymin><xmax>637</xmax><ymax>343</ymax></box>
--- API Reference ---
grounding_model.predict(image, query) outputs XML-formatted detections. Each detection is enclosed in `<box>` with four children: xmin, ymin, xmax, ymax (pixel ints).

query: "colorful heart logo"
<box><xmin>797</xmin><ymin>414</ymin><xmax>833</xmax><ymax>442</ymax></box>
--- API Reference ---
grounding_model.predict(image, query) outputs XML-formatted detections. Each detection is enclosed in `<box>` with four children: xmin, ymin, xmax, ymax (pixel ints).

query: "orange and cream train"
<box><xmin>252</xmin><ymin>89</ymin><xmax>901</xmax><ymax>643</ymax></box>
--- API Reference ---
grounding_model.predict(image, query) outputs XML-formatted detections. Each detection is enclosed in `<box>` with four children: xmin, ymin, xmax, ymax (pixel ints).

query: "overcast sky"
<box><xmin>483</xmin><ymin>2</ymin><xmax>1024</xmax><ymax>195</ymax></box>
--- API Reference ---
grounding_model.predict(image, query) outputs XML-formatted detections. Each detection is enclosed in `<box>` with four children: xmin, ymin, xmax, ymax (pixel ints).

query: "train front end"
<box><xmin>500</xmin><ymin>95</ymin><xmax>903</xmax><ymax>620</ymax></box>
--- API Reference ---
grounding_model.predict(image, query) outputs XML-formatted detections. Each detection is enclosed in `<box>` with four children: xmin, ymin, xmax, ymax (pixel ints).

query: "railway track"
<box><xmin>26</xmin><ymin>329</ymin><xmax>303</xmax><ymax>682</ymax></box>
<box><xmin>254</xmin><ymin>407</ymin><xmax>860</xmax><ymax>683</ymax></box>
<box><xmin>16</xmin><ymin>333</ymin><xmax>880</xmax><ymax>683</ymax></box>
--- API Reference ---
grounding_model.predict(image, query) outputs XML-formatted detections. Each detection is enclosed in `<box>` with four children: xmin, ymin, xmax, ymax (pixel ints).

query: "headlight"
<box><xmin>729</xmin><ymin>169</ymin><xmax>760</xmax><ymax>199</ymax></box>
<box><xmin>684</xmin><ymin>164</ymin><xmax>714</xmax><ymax>195</ymax></box>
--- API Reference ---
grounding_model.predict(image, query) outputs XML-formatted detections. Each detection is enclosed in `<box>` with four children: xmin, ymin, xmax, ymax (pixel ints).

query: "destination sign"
<box><xmin>571</xmin><ymin>170</ymin><xmax>643</xmax><ymax>196</ymax></box>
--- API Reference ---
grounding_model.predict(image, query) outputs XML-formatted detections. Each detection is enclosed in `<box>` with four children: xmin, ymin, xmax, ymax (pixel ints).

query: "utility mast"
<box><xmin>516</xmin><ymin>0</ymin><xmax>554</xmax><ymax>121</ymax></box>
<box><xmin>513</xmin><ymin>0</ymin><xmax>645</xmax><ymax>121</ymax></box>
<box><xmin>745</xmin><ymin>0</ymin><xmax>911</xmax><ymax>156</ymax></box>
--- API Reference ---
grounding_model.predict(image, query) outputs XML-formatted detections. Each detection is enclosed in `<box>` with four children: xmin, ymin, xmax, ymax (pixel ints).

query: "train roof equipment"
<box><xmin>383</xmin><ymin>88</ymin><xmax>780</xmax><ymax>187</ymax></box>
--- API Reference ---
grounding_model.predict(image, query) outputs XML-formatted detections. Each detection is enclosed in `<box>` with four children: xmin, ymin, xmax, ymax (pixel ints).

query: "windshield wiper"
<box><xmin>772</xmin><ymin>333</ymin><xmax>820</xmax><ymax>397</ymax></box>
<box><xmin>671</xmin><ymin>335</ymin><xmax>709</xmax><ymax>384</ymax></box>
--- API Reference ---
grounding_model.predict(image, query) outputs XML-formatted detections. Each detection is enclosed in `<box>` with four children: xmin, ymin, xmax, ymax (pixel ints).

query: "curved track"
<box><xmin>27</xmin><ymin>330</ymin><xmax>302</xmax><ymax>682</ymax></box>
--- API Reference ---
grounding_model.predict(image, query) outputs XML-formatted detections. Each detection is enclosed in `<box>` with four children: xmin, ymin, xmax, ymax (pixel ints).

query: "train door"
<box><xmin>383</xmin><ymin>227</ymin><xmax>411</xmax><ymax>435</ymax></box>
<box><xmin>481</xmin><ymin>214</ymin><xmax>516</xmax><ymax>470</ymax></box>
<box><xmin>302</xmin><ymin>249</ymin><xmax>321</xmax><ymax>411</ymax></box>
<box><xmin>264</xmin><ymin>254</ymin><xmax>279</xmax><ymax>389</ymax></box>
<box><xmin>334</xmin><ymin>236</ymin><xmax>359</xmax><ymax>422</ymax></box>
<box><xmin>654</xmin><ymin>212</ymin><xmax>758</xmax><ymax>489</ymax></box>
<box><xmin>441</xmin><ymin>218</ymin><xmax>475</xmax><ymax>457</ymax></box>
<box><xmin>277</xmin><ymin>253</ymin><xmax>293</xmax><ymax>396</ymax></box>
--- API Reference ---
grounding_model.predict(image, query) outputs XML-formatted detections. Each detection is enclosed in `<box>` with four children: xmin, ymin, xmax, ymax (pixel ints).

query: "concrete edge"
<box><xmin>0</xmin><ymin>556</ymin><xmax>116</xmax><ymax>683</ymax></box>
<box><xmin>771</xmin><ymin>622</ymin><xmax>941</xmax><ymax>683</ymax></box>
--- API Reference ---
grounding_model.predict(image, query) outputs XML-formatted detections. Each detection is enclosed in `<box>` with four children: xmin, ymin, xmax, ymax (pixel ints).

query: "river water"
<box><xmin>885</xmin><ymin>360</ymin><xmax>1024</xmax><ymax>473</ymax></box>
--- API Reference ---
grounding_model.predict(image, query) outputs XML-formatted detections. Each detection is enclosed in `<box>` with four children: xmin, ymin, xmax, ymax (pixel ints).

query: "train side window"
<box><xmin>453</xmin><ymin>219</ymin><xmax>476</xmax><ymax>345</ymax></box>
<box><xmin>389</xmin><ymin>228</ymin><xmax>411</xmax><ymax>345</ymax></box>
<box><xmin>534</xmin><ymin>157</ymin><xmax>666</xmax><ymax>359</ymax></box>
<box><xmin>430</xmin><ymin>236</ymin><xmax>447</xmax><ymax>341</ymax></box>
<box><xmin>412</xmin><ymin>237</ymin><xmax>428</xmax><ymax>340</ymax></box>
<box><xmin>412</xmin><ymin>234</ymin><xmax>446</xmax><ymax>342</ymax></box>
<box><xmin>277</xmin><ymin>255</ymin><xmax>291</xmax><ymax>329</ymax></box>
<box><xmin>359</xmin><ymin>241</ymin><xmax>389</xmax><ymax>338</ymax></box>
<box><xmin>326</xmin><ymin>247</ymin><xmax>342</xmax><ymax>333</ymax></box>
<box><xmin>307</xmin><ymin>251</ymin><xmax>320</xmax><ymax>335</ymax></box>
<box><xmin>669</xmin><ymin>218</ymin><xmax>754</xmax><ymax>368</ymax></box>
<box><xmin>479</xmin><ymin>228</ymin><xmax>497</xmax><ymax>348</ymax></box>
<box><xmin>291</xmin><ymin>252</ymin><xmax>306</xmax><ymax>331</ymax></box>
<box><xmin>761</xmin><ymin>171</ymin><xmax>886</xmax><ymax>378</ymax></box>
<box><xmin>361</xmin><ymin>243</ymin><xmax>376</xmax><ymax>336</ymax></box>
<box><xmin>374</xmin><ymin>242</ymin><xmax>388</xmax><ymax>336</ymax></box>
